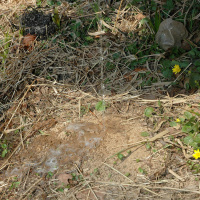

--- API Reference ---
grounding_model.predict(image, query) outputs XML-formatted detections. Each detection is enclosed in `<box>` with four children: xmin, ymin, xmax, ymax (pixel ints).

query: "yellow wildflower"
<box><xmin>193</xmin><ymin>149</ymin><xmax>200</xmax><ymax>159</ymax></box>
<box><xmin>172</xmin><ymin>64</ymin><xmax>181</xmax><ymax>74</ymax></box>
<box><xmin>176</xmin><ymin>118</ymin><xmax>181</xmax><ymax>123</ymax></box>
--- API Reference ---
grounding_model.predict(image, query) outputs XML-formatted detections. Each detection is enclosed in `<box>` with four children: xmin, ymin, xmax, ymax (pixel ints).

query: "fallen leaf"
<box><xmin>57</xmin><ymin>173</ymin><xmax>72</xmax><ymax>184</ymax></box>
<box><xmin>21</xmin><ymin>34</ymin><xmax>36</xmax><ymax>51</ymax></box>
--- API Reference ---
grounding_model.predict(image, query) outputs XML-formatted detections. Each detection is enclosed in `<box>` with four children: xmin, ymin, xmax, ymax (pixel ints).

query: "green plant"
<box><xmin>187</xmin><ymin>160</ymin><xmax>200</xmax><ymax>174</ymax></box>
<box><xmin>141</xmin><ymin>132</ymin><xmax>149</xmax><ymax>137</ymax></box>
<box><xmin>47</xmin><ymin>0</ymin><xmax>61</xmax><ymax>6</ymax></box>
<box><xmin>95</xmin><ymin>100</ymin><xmax>107</xmax><ymax>111</ymax></box>
<box><xmin>46</xmin><ymin>171</ymin><xmax>54</xmax><ymax>178</ymax></box>
<box><xmin>71</xmin><ymin>173</ymin><xmax>83</xmax><ymax>181</ymax></box>
<box><xmin>36</xmin><ymin>0</ymin><xmax>43</xmax><ymax>6</ymax></box>
<box><xmin>46</xmin><ymin>0</ymin><xmax>61</xmax><ymax>29</ymax></box>
<box><xmin>9</xmin><ymin>177</ymin><xmax>20</xmax><ymax>190</ymax></box>
<box><xmin>0</xmin><ymin>32</ymin><xmax>11</xmax><ymax>65</ymax></box>
<box><xmin>171</xmin><ymin>111</ymin><xmax>200</xmax><ymax>149</ymax></box>
<box><xmin>144</xmin><ymin>107</ymin><xmax>154</xmax><ymax>117</ymax></box>
<box><xmin>1</xmin><ymin>143</ymin><xmax>8</xmax><ymax>158</ymax></box>
<box><xmin>117</xmin><ymin>153</ymin><xmax>125</xmax><ymax>160</ymax></box>
<box><xmin>138</xmin><ymin>167</ymin><xmax>147</xmax><ymax>174</ymax></box>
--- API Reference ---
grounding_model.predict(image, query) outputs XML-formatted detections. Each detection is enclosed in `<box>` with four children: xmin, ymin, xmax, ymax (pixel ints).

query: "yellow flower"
<box><xmin>176</xmin><ymin>118</ymin><xmax>181</xmax><ymax>123</ymax></box>
<box><xmin>193</xmin><ymin>149</ymin><xmax>200</xmax><ymax>159</ymax></box>
<box><xmin>172</xmin><ymin>64</ymin><xmax>181</xmax><ymax>74</ymax></box>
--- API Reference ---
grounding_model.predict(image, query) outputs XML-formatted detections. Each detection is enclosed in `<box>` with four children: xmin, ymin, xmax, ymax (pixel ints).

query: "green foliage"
<box><xmin>187</xmin><ymin>160</ymin><xmax>200</xmax><ymax>174</ymax></box>
<box><xmin>141</xmin><ymin>132</ymin><xmax>149</xmax><ymax>137</ymax></box>
<box><xmin>163</xmin><ymin>0</ymin><xmax>174</xmax><ymax>12</ymax></box>
<box><xmin>125</xmin><ymin>172</ymin><xmax>130</xmax><ymax>177</ymax></box>
<box><xmin>1</xmin><ymin>143</ymin><xmax>8</xmax><ymax>158</ymax></box>
<box><xmin>47</xmin><ymin>0</ymin><xmax>61</xmax><ymax>6</ymax></box>
<box><xmin>144</xmin><ymin>107</ymin><xmax>154</xmax><ymax>117</ymax></box>
<box><xmin>9</xmin><ymin>178</ymin><xmax>20</xmax><ymax>190</ymax></box>
<box><xmin>0</xmin><ymin>32</ymin><xmax>11</xmax><ymax>64</ymax></box>
<box><xmin>95</xmin><ymin>100</ymin><xmax>106</xmax><ymax>111</ymax></box>
<box><xmin>52</xmin><ymin>8</ymin><xmax>60</xmax><ymax>28</ymax></box>
<box><xmin>170</xmin><ymin>121</ymin><xmax>177</xmax><ymax>127</ymax></box>
<box><xmin>36</xmin><ymin>0</ymin><xmax>42</xmax><ymax>6</ymax></box>
<box><xmin>138</xmin><ymin>167</ymin><xmax>147</xmax><ymax>174</ymax></box>
<box><xmin>46</xmin><ymin>171</ymin><xmax>54</xmax><ymax>178</ymax></box>
<box><xmin>146</xmin><ymin>142</ymin><xmax>151</xmax><ymax>150</ymax></box>
<box><xmin>154</xmin><ymin>8</ymin><xmax>161</xmax><ymax>33</ymax></box>
<box><xmin>171</xmin><ymin>111</ymin><xmax>200</xmax><ymax>149</ymax></box>
<box><xmin>71</xmin><ymin>173</ymin><xmax>83</xmax><ymax>181</ymax></box>
<box><xmin>117</xmin><ymin>153</ymin><xmax>125</xmax><ymax>160</ymax></box>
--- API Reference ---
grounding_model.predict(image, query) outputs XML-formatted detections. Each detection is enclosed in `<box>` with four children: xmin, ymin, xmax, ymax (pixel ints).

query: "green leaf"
<box><xmin>170</xmin><ymin>121</ymin><xmax>177</xmax><ymax>127</ymax></box>
<box><xmin>138</xmin><ymin>167</ymin><xmax>144</xmax><ymax>173</ymax></box>
<box><xmin>1</xmin><ymin>144</ymin><xmax>7</xmax><ymax>149</ymax></box>
<box><xmin>191</xmin><ymin>142</ymin><xmax>198</xmax><ymax>149</ymax></box>
<box><xmin>56</xmin><ymin>1</ymin><xmax>61</xmax><ymax>6</ymax></box>
<box><xmin>141</xmin><ymin>132</ymin><xmax>149</xmax><ymax>137</ymax></box>
<box><xmin>52</xmin><ymin>8</ymin><xmax>60</xmax><ymax>28</ymax></box>
<box><xmin>162</xmin><ymin>68</ymin><xmax>173</xmax><ymax>79</ymax></box>
<box><xmin>189</xmin><ymin>72</ymin><xmax>200</xmax><ymax>88</ymax></box>
<box><xmin>47</xmin><ymin>0</ymin><xmax>54</xmax><ymax>6</ymax></box>
<box><xmin>95</xmin><ymin>101</ymin><xmax>106</xmax><ymax>111</ymax></box>
<box><xmin>184</xmin><ymin>135</ymin><xmax>194</xmax><ymax>145</ymax></box>
<box><xmin>182</xmin><ymin>125</ymin><xmax>193</xmax><ymax>133</ymax></box>
<box><xmin>192</xmin><ymin>122</ymin><xmax>199</xmax><ymax>132</ymax></box>
<box><xmin>163</xmin><ymin>0</ymin><xmax>174</xmax><ymax>10</ymax></box>
<box><xmin>125</xmin><ymin>172</ymin><xmax>130</xmax><ymax>177</ymax></box>
<box><xmin>117</xmin><ymin>153</ymin><xmax>125</xmax><ymax>160</ymax></box>
<box><xmin>144</xmin><ymin>107</ymin><xmax>154</xmax><ymax>117</ymax></box>
<box><xmin>158</xmin><ymin>100</ymin><xmax>161</xmax><ymax>107</ymax></box>
<box><xmin>179</xmin><ymin>117</ymin><xmax>185</xmax><ymax>122</ymax></box>
<box><xmin>2</xmin><ymin>149</ymin><xmax>7</xmax><ymax>158</ymax></box>
<box><xmin>193</xmin><ymin>134</ymin><xmax>200</xmax><ymax>143</ymax></box>
<box><xmin>146</xmin><ymin>143</ymin><xmax>151</xmax><ymax>150</ymax></box>
<box><xmin>154</xmin><ymin>9</ymin><xmax>161</xmax><ymax>33</ymax></box>
<box><xmin>184</xmin><ymin>111</ymin><xmax>193</xmax><ymax>119</ymax></box>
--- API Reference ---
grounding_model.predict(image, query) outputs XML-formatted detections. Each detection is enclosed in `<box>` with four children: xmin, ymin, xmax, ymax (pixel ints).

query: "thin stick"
<box><xmin>103</xmin><ymin>162</ymin><xmax>161</xmax><ymax>197</ymax></box>
<box><xmin>74</xmin><ymin>164</ymin><xmax>99</xmax><ymax>200</ymax></box>
<box><xmin>1</xmin><ymin>80</ymin><xmax>35</xmax><ymax>139</ymax></box>
<box><xmin>19</xmin><ymin>178</ymin><xmax>43</xmax><ymax>200</ymax></box>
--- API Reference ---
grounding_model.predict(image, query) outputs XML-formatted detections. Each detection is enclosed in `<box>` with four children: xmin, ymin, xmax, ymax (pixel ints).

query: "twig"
<box><xmin>74</xmin><ymin>164</ymin><xmax>99</xmax><ymax>200</ymax></box>
<box><xmin>103</xmin><ymin>162</ymin><xmax>161</xmax><ymax>197</ymax></box>
<box><xmin>19</xmin><ymin>178</ymin><xmax>43</xmax><ymax>200</ymax></box>
<box><xmin>1</xmin><ymin>81</ymin><xmax>35</xmax><ymax>139</ymax></box>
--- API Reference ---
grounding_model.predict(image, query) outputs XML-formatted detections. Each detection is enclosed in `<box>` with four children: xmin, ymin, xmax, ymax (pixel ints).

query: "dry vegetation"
<box><xmin>0</xmin><ymin>0</ymin><xmax>200</xmax><ymax>199</ymax></box>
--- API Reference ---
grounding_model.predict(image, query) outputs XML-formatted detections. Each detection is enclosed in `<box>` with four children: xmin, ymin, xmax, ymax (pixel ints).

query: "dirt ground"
<box><xmin>0</xmin><ymin>85</ymin><xmax>200</xmax><ymax>199</ymax></box>
<box><xmin>0</xmin><ymin>0</ymin><xmax>200</xmax><ymax>199</ymax></box>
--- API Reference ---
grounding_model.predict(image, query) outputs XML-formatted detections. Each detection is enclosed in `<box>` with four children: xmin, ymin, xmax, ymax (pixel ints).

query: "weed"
<box><xmin>46</xmin><ymin>171</ymin><xmax>54</xmax><ymax>178</ymax></box>
<box><xmin>9</xmin><ymin>177</ymin><xmax>20</xmax><ymax>190</ymax></box>
<box><xmin>146</xmin><ymin>142</ymin><xmax>151</xmax><ymax>150</ymax></box>
<box><xmin>0</xmin><ymin>32</ymin><xmax>11</xmax><ymax>65</ymax></box>
<box><xmin>171</xmin><ymin>111</ymin><xmax>200</xmax><ymax>149</ymax></box>
<box><xmin>71</xmin><ymin>173</ymin><xmax>83</xmax><ymax>181</ymax></box>
<box><xmin>125</xmin><ymin>172</ymin><xmax>130</xmax><ymax>177</ymax></box>
<box><xmin>138</xmin><ymin>167</ymin><xmax>147</xmax><ymax>174</ymax></box>
<box><xmin>117</xmin><ymin>153</ymin><xmax>125</xmax><ymax>161</ymax></box>
<box><xmin>187</xmin><ymin>160</ymin><xmax>200</xmax><ymax>174</ymax></box>
<box><xmin>141</xmin><ymin>132</ymin><xmax>149</xmax><ymax>137</ymax></box>
<box><xmin>144</xmin><ymin>107</ymin><xmax>154</xmax><ymax>117</ymax></box>
<box><xmin>95</xmin><ymin>100</ymin><xmax>107</xmax><ymax>111</ymax></box>
<box><xmin>1</xmin><ymin>143</ymin><xmax>8</xmax><ymax>158</ymax></box>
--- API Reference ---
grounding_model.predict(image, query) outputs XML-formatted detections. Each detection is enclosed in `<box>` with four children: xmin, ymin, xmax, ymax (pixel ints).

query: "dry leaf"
<box><xmin>21</xmin><ymin>34</ymin><xmax>36</xmax><ymax>51</ymax></box>
<box><xmin>57</xmin><ymin>173</ymin><xmax>72</xmax><ymax>184</ymax></box>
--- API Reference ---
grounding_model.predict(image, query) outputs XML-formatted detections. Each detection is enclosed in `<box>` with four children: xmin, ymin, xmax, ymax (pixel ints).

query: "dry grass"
<box><xmin>0</xmin><ymin>0</ymin><xmax>200</xmax><ymax>199</ymax></box>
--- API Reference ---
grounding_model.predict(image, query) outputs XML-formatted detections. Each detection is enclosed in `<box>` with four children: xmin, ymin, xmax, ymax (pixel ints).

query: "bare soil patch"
<box><xmin>0</xmin><ymin>0</ymin><xmax>200</xmax><ymax>199</ymax></box>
